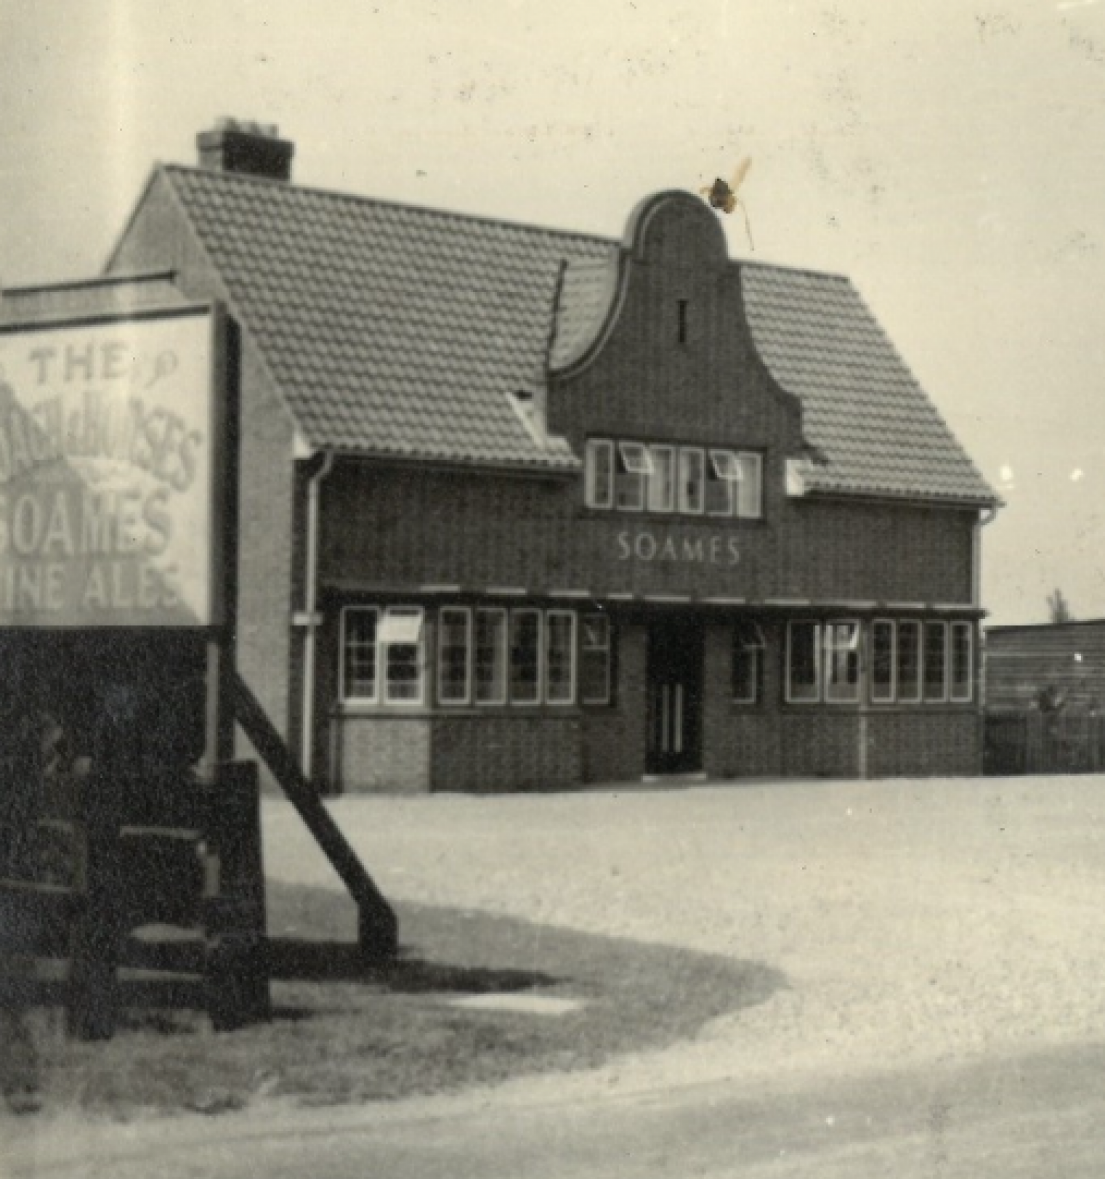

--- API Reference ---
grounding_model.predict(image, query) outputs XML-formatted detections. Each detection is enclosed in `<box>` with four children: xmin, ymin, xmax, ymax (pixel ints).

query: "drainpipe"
<box><xmin>975</xmin><ymin>505</ymin><xmax>1000</xmax><ymax>755</ymax></box>
<box><xmin>300</xmin><ymin>451</ymin><xmax>335</xmax><ymax>780</ymax></box>
<box><xmin>973</xmin><ymin>505</ymin><xmax>999</xmax><ymax>608</ymax></box>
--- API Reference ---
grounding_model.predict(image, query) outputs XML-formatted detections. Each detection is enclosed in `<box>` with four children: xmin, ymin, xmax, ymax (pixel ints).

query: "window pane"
<box><xmin>648</xmin><ymin>446</ymin><xmax>675</xmax><ymax>512</ymax></box>
<box><xmin>732</xmin><ymin>624</ymin><xmax>761</xmax><ymax>704</ymax></box>
<box><xmin>615</xmin><ymin>443</ymin><xmax>647</xmax><ymax>510</ymax></box>
<box><xmin>824</xmin><ymin>622</ymin><xmax>860</xmax><ymax>702</ymax></box>
<box><xmin>386</xmin><ymin>642</ymin><xmax>423</xmax><ymax>702</ymax></box>
<box><xmin>871</xmin><ymin>621</ymin><xmax>895</xmax><ymax>703</ymax></box>
<box><xmin>924</xmin><ymin>622</ymin><xmax>947</xmax><ymax>701</ymax></box>
<box><xmin>951</xmin><ymin>623</ymin><xmax>973</xmax><ymax>702</ymax></box>
<box><xmin>736</xmin><ymin>453</ymin><xmax>763</xmax><ymax>519</ymax></box>
<box><xmin>379</xmin><ymin>606</ymin><xmax>423</xmax><ymax>645</ymax></box>
<box><xmin>510</xmin><ymin>610</ymin><xmax>542</xmax><ymax>703</ymax></box>
<box><xmin>475</xmin><ymin>609</ymin><xmax>507</xmax><ymax>704</ymax></box>
<box><xmin>898</xmin><ymin>621</ymin><xmax>921</xmax><ymax>702</ymax></box>
<box><xmin>581</xmin><ymin>614</ymin><xmax>611</xmax><ymax>705</ymax></box>
<box><xmin>585</xmin><ymin>439</ymin><xmax>613</xmax><ymax>508</ymax></box>
<box><xmin>342</xmin><ymin>609</ymin><xmax>378</xmax><ymax>700</ymax></box>
<box><xmin>678</xmin><ymin>448</ymin><xmax>705</xmax><ymax>514</ymax></box>
<box><xmin>705</xmin><ymin>450</ymin><xmax>734</xmax><ymax>517</ymax></box>
<box><xmin>545</xmin><ymin>612</ymin><xmax>576</xmax><ymax>704</ymax></box>
<box><xmin>788</xmin><ymin>622</ymin><xmax>820</xmax><ymax>702</ymax></box>
<box><xmin>438</xmin><ymin>608</ymin><xmax>471</xmax><ymax>704</ymax></box>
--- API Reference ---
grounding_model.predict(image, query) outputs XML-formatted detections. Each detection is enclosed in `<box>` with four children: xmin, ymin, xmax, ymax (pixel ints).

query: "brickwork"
<box><xmin>780</xmin><ymin>712</ymin><xmax>862</xmax><ymax>778</ymax></box>
<box><xmin>102</xmin><ymin>174</ymin><xmax>986</xmax><ymax>795</ymax></box>
<box><xmin>108</xmin><ymin>174</ymin><xmax>302</xmax><ymax>786</ymax></box>
<box><xmin>338</xmin><ymin>715</ymin><xmax>432</xmax><ymax>792</ymax></box>
<box><xmin>581</xmin><ymin>623</ymin><xmax>648</xmax><ymax>783</ymax></box>
<box><xmin>322</xmin><ymin>464</ymin><xmax>974</xmax><ymax>607</ymax></box>
<box><xmin>702</xmin><ymin>621</ymin><xmax>786</xmax><ymax>777</ymax></box>
<box><xmin>865</xmin><ymin>710</ymin><xmax>982</xmax><ymax>778</ymax></box>
<box><xmin>431</xmin><ymin>715</ymin><xmax>581</xmax><ymax>793</ymax></box>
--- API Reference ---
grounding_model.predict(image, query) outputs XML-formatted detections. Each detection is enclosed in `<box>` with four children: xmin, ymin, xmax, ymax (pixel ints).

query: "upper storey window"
<box><xmin>585</xmin><ymin>438</ymin><xmax>763</xmax><ymax>519</ymax></box>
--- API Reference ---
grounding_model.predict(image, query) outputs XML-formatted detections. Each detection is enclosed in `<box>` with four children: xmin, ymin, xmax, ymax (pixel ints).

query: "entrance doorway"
<box><xmin>646</xmin><ymin>617</ymin><xmax>704</xmax><ymax>775</ymax></box>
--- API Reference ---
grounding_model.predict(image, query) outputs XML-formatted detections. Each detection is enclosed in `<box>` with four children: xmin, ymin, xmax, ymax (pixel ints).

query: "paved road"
<box><xmin>9</xmin><ymin>1040</ymin><xmax>1105</xmax><ymax>1178</ymax></box>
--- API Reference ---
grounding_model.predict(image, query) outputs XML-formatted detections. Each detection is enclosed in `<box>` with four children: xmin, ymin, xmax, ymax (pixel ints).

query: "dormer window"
<box><xmin>585</xmin><ymin>437</ymin><xmax>763</xmax><ymax>518</ymax></box>
<box><xmin>614</xmin><ymin>442</ymin><xmax>653</xmax><ymax>510</ymax></box>
<box><xmin>678</xmin><ymin>448</ymin><xmax>705</xmax><ymax>514</ymax></box>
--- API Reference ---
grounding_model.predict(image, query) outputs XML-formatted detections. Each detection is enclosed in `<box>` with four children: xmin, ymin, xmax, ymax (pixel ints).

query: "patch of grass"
<box><xmin>6</xmin><ymin>881</ymin><xmax>784</xmax><ymax>1119</ymax></box>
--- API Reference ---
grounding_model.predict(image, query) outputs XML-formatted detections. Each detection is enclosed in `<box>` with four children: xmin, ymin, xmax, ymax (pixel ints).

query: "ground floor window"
<box><xmin>950</xmin><ymin>622</ymin><xmax>973</xmax><ymax>702</ymax></box>
<box><xmin>475</xmin><ymin>608</ymin><xmax>508</xmax><ymax>704</ymax></box>
<box><xmin>786</xmin><ymin>621</ymin><xmax>821</xmax><ymax>702</ymax></box>
<box><xmin>784</xmin><ymin>618</ymin><xmax>974</xmax><ymax>706</ymax></box>
<box><xmin>732</xmin><ymin>621</ymin><xmax>764</xmax><ymax>704</ymax></box>
<box><xmin>341</xmin><ymin>605</ymin><xmax>426</xmax><ymax>706</ymax></box>
<box><xmin>786</xmin><ymin>620</ymin><xmax>859</xmax><ymax>703</ymax></box>
<box><xmin>342</xmin><ymin>604</ymin><xmax>597</xmax><ymax>709</ymax></box>
<box><xmin>580</xmin><ymin>613</ymin><xmax>613</xmax><ymax>705</ymax></box>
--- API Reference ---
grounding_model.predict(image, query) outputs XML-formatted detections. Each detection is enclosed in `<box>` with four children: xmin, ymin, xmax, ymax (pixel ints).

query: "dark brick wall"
<box><xmin>780</xmin><ymin>499</ymin><xmax>976</xmax><ymax>603</ymax></box>
<box><xmin>320</xmin><ymin>463</ymin><xmax>975</xmax><ymax>606</ymax></box>
<box><xmin>108</xmin><ymin>174</ymin><xmax>301</xmax><ymax>784</ymax></box>
<box><xmin>865</xmin><ymin>710</ymin><xmax>982</xmax><ymax>778</ymax></box>
<box><xmin>431</xmin><ymin>716</ymin><xmax>581</xmax><ymax>793</ymax></box>
<box><xmin>581</xmin><ymin>623</ymin><xmax>647</xmax><ymax>783</ymax></box>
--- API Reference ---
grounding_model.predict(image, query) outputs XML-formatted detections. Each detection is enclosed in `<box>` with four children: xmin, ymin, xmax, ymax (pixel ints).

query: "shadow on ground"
<box><xmin>6</xmin><ymin>881</ymin><xmax>786</xmax><ymax>1118</ymax></box>
<box><xmin>268</xmin><ymin>937</ymin><xmax>559</xmax><ymax>994</ymax></box>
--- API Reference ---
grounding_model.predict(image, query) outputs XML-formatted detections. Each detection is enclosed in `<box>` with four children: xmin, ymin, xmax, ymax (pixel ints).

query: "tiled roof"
<box><xmin>550</xmin><ymin>257</ymin><xmax>620</xmax><ymax>371</ymax></box>
<box><xmin>161</xmin><ymin>165</ymin><xmax>610</xmax><ymax>469</ymax></box>
<box><xmin>155</xmin><ymin>166</ymin><xmax>995</xmax><ymax>503</ymax></box>
<box><xmin>740</xmin><ymin>264</ymin><xmax>995</xmax><ymax>504</ymax></box>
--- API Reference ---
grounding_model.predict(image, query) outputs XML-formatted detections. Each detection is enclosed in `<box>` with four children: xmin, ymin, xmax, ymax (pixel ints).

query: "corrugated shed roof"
<box><xmin>156</xmin><ymin>165</ymin><xmax>995</xmax><ymax>502</ymax></box>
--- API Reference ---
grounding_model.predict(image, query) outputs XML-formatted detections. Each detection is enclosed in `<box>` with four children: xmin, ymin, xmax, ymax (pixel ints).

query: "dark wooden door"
<box><xmin>646</xmin><ymin>618</ymin><xmax>704</xmax><ymax>775</ymax></box>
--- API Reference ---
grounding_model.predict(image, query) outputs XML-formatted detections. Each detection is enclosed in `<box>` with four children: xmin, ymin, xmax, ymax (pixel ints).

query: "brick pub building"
<box><xmin>4</xmin><ymin>122</ymin><xmax>999</xmax><ymax>792</ymax></box>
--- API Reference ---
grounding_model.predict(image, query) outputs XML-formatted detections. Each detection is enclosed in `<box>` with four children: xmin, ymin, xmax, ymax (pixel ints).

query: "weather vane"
<box><xmin>700</xmin><ymin>158</ymin><xmax>754</xmax><ymax>250</ymax></box>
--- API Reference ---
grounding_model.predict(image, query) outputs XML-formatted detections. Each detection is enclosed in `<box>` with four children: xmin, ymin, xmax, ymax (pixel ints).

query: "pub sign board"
<box><xmin>0</xmin><ymin>304</ymin><xmax>226</xmax><ymax>627</ymax></box>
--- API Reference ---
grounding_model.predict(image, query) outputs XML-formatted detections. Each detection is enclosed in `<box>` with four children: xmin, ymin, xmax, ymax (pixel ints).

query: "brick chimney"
<box><xmin>197</xmin><ymin>118</ymin><xmax>294</xmax><ymax>181</ymax></box>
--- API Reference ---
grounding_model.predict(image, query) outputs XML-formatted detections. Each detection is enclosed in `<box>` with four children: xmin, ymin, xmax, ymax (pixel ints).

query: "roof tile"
<box><xmin>161</xmin><ymin>166</ymin><xmax>995</xmax><ymax>503</ymax></box>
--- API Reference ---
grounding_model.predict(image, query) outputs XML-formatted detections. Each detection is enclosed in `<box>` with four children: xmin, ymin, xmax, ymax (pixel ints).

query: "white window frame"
<box><xmin>706</xmin><ymin>449</ymin><xmax>739</xmax><ymax>517</ymax></box>
<box><xmin>648</xmin><ymin>444</ymin><xmax>676</xmax><ymax>513</ymax></box>
<box><xmin>615</xmin><ymin>441</ymin><xmax>651</xmax><ymax>511</ymax></box>
<box><xmin>340</xmin><ymin>605</ymin><xmax>380</xmax><ymax>703</ymax></box>
<box><xmin>437</xmin><ymin>607</ymin><xmax>472</xmax><ymax>706</ymax></box>
<box><xmin>545</xmin><ymin>610</ymin><xmax>577</xmax><ymax>705</ymax></box>
<box><xmin>824</xmin><ymin>620</ymin><xmax>861</xmax><ymax>703</ymax></box>
<box><xmin>870</xmin><ymin>619</ymin><xmax>897</xmax><ymax>704</ymax></box>
<box><xmin>924</xmin><ymin>621</ymin><xmax>949</xmax><ymax>703</ymax></box>
<box><xmin>380</xmin><ymin>606</ymin><xmax>426</xmax><ymax>706</ymax></box>
<box><xmin>580</xmin><ymin>613</ymin><xmax>612</xmax><ymax>705</ymax></box>
<box><xmin>950</xmin><ymin>622</ymin><xmax>974</xmax><ymax>703</ymax></box>
<box><xmin>897</xmin><ymin>620</ymin><xmax>923</xmax><ymax>704</ymax></box>
<box><xmin>510</xmin><ymin>608</ymin><xmax>543</xmax><ymax>705</ymax></box>
<box><xmin>732</xmin><ymin>621</ymin><xmax>765</xmax><ymax>704</ymax></box>
<box><xmin>786</xmin><ymin>620</ymin><xmax>822</xmax><ymax>703</ymax></box>
<box><xmin>735</xmin><ymin>452</ymin><xmax>763</xmax><ymax>519</ymax></box>
<box><xmin>678</xmin><ymin>447</ymin><xmax>706</xmax><ymax>515</ymax></box>
<box><xmin>585</xmin><ymin>438</ymin><xmax>614</xmax><ymax>509</ymax></box>
<box><xmin>474</xmin><ymin>608</ymin><xmax>508</xmax><ymax>706</ymax></box>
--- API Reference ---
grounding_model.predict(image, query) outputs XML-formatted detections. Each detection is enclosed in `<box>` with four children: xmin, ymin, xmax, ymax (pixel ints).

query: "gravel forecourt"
<box><xmin>262</xmin><ymin>775</ymin><xmax>1105</xmax><ymax>1101</ymax></box>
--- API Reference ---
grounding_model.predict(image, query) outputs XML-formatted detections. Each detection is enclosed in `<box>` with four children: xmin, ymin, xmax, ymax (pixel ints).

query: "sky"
<box><xmin>2</xmin><ymin>0</ymin><xmax>1104</xmax><ymax>625</ymax></box>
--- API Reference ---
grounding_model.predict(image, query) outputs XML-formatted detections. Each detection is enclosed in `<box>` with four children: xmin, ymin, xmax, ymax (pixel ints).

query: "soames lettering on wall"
<box><xmin>616</xmin><ymin>529</ymin><xmax>740</xmax><ymax>566</ymax></box>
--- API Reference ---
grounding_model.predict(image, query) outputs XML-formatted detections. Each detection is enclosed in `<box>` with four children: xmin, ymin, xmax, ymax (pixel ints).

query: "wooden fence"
<box><xmin>0</xmin><ymin>761</ymin><xmax>268</xmax><ymax>1040</ymax></box>
<box><xmin>984</xmin><ymin>711</ymin><xmax>1105</xmax><ymax>777</ymax></box>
